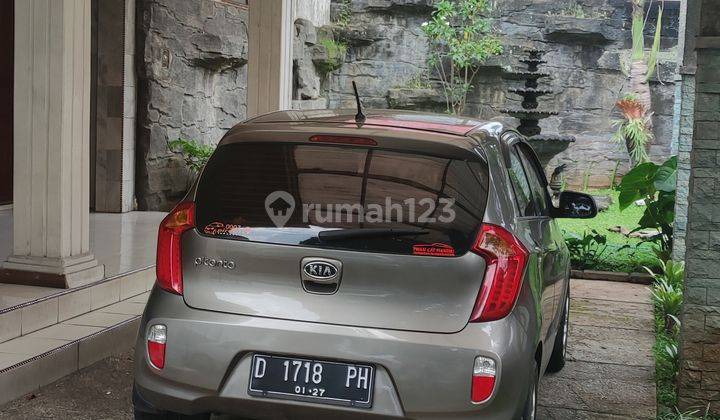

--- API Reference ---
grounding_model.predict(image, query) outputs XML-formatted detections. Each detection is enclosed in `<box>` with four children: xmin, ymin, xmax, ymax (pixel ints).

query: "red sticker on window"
<box><xmin>204</xmin><ymin>221</ymin><xmax>227</xmax><ymax>235</ymax></box>
<box><xmin>203</xmin><ymin>221</ymin><xmax>247</xmax><ymax>236</ymax></box>
<box><xmin>412</xmin><ymin>243</ymin><xmax>456</xmax><ymax>257</ymax></box>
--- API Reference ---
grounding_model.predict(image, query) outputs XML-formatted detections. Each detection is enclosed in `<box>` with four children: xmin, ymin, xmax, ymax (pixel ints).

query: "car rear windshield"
<box><xmin>194</xmin><ymin>142</ymin><xmax>489</xmax><ymax>256</ymax></box>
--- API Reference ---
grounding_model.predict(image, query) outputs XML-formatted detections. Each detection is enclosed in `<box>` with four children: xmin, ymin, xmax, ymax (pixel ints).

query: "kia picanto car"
<box><xmin>132</xmin><ymin>110</ymin><xmax>597</xmax><ymax>420</ymax></box>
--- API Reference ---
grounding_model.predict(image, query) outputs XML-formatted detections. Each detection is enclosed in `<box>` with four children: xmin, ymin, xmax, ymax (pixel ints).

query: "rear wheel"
<box><xmin>521</xmin><ymin>359</ymin><xmax>538</xmax><ymax>420</ymax></box>
<box><xmin>547</xmin><ymin>286</ymin><xmax>569</xmax><ymax>373</ymax></box>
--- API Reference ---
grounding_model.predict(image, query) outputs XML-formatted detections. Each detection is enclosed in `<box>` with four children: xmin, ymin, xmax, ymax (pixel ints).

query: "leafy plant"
<box><xmin>612</xmin><ymin>94</ymin><xmax>652</xmax><ymax>166</ymax></box>
<box><xmin>618</xmin><ymin>156</ymin><xmax>677</xmax><ymax>257</ymax></box>
<box><xmin>421</xmin><ymin>0</ymin><xmax>502</xmax><ymax>115</ymax></box>
<box><xmin>565</xmin><ymin>230</ymin><xmax>611</xmax><ymax>270</ymax></box>
<box><xmin>647</xmin><ymin>259</ymin><xmax>684</xmax><ymax>335</ymax></box>
<box><xmin>644</xmin><ymin>259</ymin><xmax>685</xmax><ymax>289</ymax></box>
<box><xmin>658</xmin><ymin>406</ymin><xmax>714</xmax><ymax>420</ymax></box>
<box><xmin>652</xmin><ymin>278</ymin><xmax>683</xmax><ymax>332</ymax></box>
<box><xmin>333</xmin><ymin>0</ymin><xmax>352</xmax><ymax>27</ymax></box>
<box><xmin>654</xmin><ymin>310</ymin><xmax>679</xmax><ymax>410</ymax></box>
<box><xmin>168</xmin><ymin>139</ymin><xmax>216</xmax><ymax>175</ymax></box>
<box><xmin>317</xmin><ymin>38</ymin><xmax>347</xmax><ymax>74</ymax></box>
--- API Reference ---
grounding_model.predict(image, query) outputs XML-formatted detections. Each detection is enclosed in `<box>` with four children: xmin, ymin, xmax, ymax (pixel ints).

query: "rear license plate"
<box><xmin>248</xmin><ymin>354</ymin><xmax>374</xmax><ymax>408</ymax></box>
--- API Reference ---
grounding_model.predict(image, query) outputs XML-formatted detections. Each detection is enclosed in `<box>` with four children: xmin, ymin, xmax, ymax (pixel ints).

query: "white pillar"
<box><xmin>4</xmin><ymin>0</ymin><xmax>104</xmax><ymax>288</ymax></box>
<box><xmin>294</xmin><ymin>0</ymin><xmax>331</xmax><ymax>27</ymax></box>
<box><xmin>247</xmin><ymin>0</ymin><xmax>294</xmax><ymax>118</ymax></box>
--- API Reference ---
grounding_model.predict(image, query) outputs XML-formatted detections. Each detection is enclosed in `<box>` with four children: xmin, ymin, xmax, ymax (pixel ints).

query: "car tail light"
<box><xmin>147</xmin><ymin>324</ymin><xmax>167</xmax><ymax>369</ymax></box>
<box><xmin>156</xmin><ymin>201</ymin><xmax>195</xmax><ymax>295</ymax></box>
<box><xmin>309</xmin><ymin>135</ymin><xmax>377</xmax><ymax>146</ymax></box>
<box><xmin>470</xmin><ymin>224</ymin><xmax>529</xmax><ymax>322</ymax></box>
<box><xmin>471</xmin><ymin>356</ymin><xmax>496</xmax><ymax>403</ymax></box>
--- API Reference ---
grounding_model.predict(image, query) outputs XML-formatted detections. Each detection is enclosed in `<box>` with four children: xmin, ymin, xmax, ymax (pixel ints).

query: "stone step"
<box><xmin>0</xmin><ymin>291</ymin><xmax>149</xmax><ymax>406</ymax></box>
<box><xmin>0</xmin><ymin>266</ymin><xmax>154</xmax><ymax>345</ymax></box>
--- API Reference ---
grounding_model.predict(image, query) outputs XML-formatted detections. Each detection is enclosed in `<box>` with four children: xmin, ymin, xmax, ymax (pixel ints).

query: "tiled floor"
<box><xmin>0</xmin><ymin>210</ymin><xmax>165</xmax><ymax>311</ymax></box>
<box><xmin>0</xmin><ymin>291</ymin><xmax>148</xmax><ymax>371</ymax></box>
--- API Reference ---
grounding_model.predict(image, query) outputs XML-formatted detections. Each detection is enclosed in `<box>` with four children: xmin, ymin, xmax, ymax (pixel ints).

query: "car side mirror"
<box><xmin>552</xmin><ymin>191</ymin><xmax>597</xmax><ymax>219</ymax></box>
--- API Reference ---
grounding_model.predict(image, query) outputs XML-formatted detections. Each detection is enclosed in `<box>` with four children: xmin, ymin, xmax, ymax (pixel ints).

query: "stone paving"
<box><xmin>538</xmin><ymin>279</ymin><xmax>657</xmax><ymax>419</ymax></box>
<box><xmin>0</xmin><ymin>279</ymin><xmax>656</xmax><ymax>419</ymax></box>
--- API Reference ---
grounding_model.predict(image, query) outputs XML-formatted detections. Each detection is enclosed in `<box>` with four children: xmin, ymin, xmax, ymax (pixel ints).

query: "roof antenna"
<box><xmin>352</xmin><ymin>81</ymin><xmax>366</xmax><ymax>124</ymax></box>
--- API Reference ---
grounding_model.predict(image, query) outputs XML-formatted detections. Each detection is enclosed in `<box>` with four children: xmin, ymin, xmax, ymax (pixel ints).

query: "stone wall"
<box><xmin>326</xmin><ymin>0</ymin><xmax>679</xmax><ymax>187</ymax></box>
<box><xmin>677</xmin><ymin>0</ymin><xmax>720</xmax><ymax>412</ymax></box>
<box><xmin>135</xmin><ymin>0</ymin><xmax>248</xmax><ymax>210</ymax></box>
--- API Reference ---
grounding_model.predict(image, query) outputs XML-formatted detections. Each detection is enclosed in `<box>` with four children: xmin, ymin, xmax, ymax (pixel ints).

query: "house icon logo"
<box><xmin>264</xmin><ymin>191</ymin><xmax>295</xmax><ymax>227</ymax></box>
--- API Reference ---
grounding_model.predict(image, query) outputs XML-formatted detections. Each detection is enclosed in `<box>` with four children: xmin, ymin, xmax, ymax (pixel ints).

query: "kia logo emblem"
<box><xmin>303</xmin><ymin>261</ymin><xmax>338</xmax><ymax>280</ymax></box>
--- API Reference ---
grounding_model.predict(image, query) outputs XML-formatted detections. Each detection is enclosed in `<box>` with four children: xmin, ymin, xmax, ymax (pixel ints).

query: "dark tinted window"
<box><xmin>507</xmin><ymin>148</ymin><xmax>535</xmax><ymax>216</ymax></box>
<box><xmin>517</xmin><ymin>145</ymin><xmax>549</xmax><ymax>216</ymax></box>
<box><xmin>195</xmin><ymin>142</ymin><xmax>489</xmax><ymax>256</ymax></box>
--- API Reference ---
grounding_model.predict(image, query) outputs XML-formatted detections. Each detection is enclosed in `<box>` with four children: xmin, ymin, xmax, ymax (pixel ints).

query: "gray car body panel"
<box><xmin>135</xmin><ymin>286</ymin><xmax>537</xmax><ymax>419</ymax></box>
<box><xmin>182</xmin><ymin>231</ymin><xmax>488</xmax><ymax>333</ymax></box>
<box><xmin>135</xmin><ymin>110</ymin><xmax>570</xmax><ymax>419</ymax></box>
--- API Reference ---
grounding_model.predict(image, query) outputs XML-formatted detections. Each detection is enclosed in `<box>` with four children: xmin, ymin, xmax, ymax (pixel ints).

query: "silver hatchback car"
<box><xmin>132</xmin><ymin>110</ymin><xmax>597</xmax><ymax>420</ymax></box>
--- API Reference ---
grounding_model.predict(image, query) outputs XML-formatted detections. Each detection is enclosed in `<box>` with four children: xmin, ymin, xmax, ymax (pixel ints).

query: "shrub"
<box><xmin>317</xmin><ymin>38</ymin><xmax>347</xmax><ymax>74</ymax></box>
<box><xmin>421</xmin><ymin>0</ymin><xmax>502</xmax><ymax>115</ymax></box>
<box><xmin>650</xmin><ymin>259</ymin><xmax>685</xmax><ymax>411</ymax></box>
<box><xmin>564</xmin><ymin>230</ymin><xmax>628</xmax><ymax>270</ymax></box>
<box><xmin>651</xmin><ymin>279</ymin><xmax>683</xmax><ymax>331</ymax></box>
<box><xmin>645</xmin><ymin>259</ymin><xmax>685</xmax><ymax>289</ymax></box>
<box><xmin>168</xmin><ymin>138</ymin><xmax>216</xmax><ymax>175</ymax></box>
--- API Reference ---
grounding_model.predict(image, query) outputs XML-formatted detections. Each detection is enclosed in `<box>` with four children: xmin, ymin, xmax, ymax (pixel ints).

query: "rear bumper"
<box><xmin>134</xmin><ymin>287</ymin><xmax>536</xmax><ymax>419</ymax></box>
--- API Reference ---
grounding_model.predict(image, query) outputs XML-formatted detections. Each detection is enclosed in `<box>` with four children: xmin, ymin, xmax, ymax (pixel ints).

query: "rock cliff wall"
<box><xmin>326</xmin><ymin>0</ymin><xmax>680</xmax><ymax>188</ymax></box>
<box><xmin>135</xmin><ymin>0</ymin><xmax>248</xmax><ymax>210</ymax></box>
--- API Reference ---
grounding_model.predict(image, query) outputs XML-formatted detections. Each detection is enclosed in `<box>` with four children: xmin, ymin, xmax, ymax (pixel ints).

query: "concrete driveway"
<box><xmin>0</xmin><ymin>280</ymin><xmax>656</xmax><ymax>419</ymax></box>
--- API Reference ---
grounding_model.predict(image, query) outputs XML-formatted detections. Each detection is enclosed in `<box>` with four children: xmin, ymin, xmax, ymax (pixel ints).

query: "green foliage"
<box><xmin>167</xmin><ymin>139</ymin><xmax>216</xmax><ymax>174</ymax></box>
<box><xmin>646</xmin><ymin>4</ymin><xmax>664</xmax><ymax>81</ymax></box>
<box><xmin>612</xmin><ymin>116</ymin><xmax>652</xmax><ymax>164</ymax></box>
<box><xmin>333</xmin><ymin>0</ymin><xmax>352</xmax><ymax>27</ymax></box>
<box><xmin>317</xmin><ymin>38</ymin><xmax>347</xmax><ymax>74</ymax></box>
<box><xmin>558</xmin><ymin>188</ymin><xmax>662</xmax><ymax>273</ymax></box>
<box><xmin>618</xmin><ymin>156</ymin><xmax>677</xmax><ymax>256</ymax></box>
<box><xmin>397</xmin><ymin>72</ymin><xmax>433</xmax><ymax>90</ymax></box>
<box><xmin>564</xmin><ymin>229</ymin><xmax>630</xmax><ymax>270</ymax></box>
<box><xmin>551</xmin><ymin>1</ymin><xmax>609</xmax><ymax>19</ymax></box>
<box><xmin>654</xmin><ymin>312</ymin><xmax>679</xmax><ymax>410</ymax></box>
<box><xmin>630</xmin><ymin>0</ymin><xmax>663</xmax><ymax>73</ymax></box>
<box><xmin>631</xmin><ymin>0</ymin><xmax>646</xmax><ymax>61</ymax></box>
<box><xmin>652</xmin><ymin>278</ymin><xmax>683</xmax><ymax>329</ymax></box>
<box><xmin>560</xmin><ymin>3</ymin><xmax>587</xmax><ymax>18</ymax></box>
<box><xmin>645</xmin><ymin>260</ymin><xmax>685</xmax><ymax>289</ymax></box>
<box><xmin>650</xmin><ymin>259</ymin><xmax>686</xmax><ymax>413</ymax></box>
<box><xmin>421</xmin><ymin>0</ymin><xmax>502</xmax><ymax>115</ymax></box>
<box><xmin>658</xmin><ymin>406</ymin><xmax>716</xmax><ymax>420</ymax></box>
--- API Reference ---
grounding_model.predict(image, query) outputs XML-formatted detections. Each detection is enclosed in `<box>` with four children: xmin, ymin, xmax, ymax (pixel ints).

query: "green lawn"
<box><xmin>557</xmin><ymin>189</ymin><xmax>662</xmax><ymax>273</ymax></box>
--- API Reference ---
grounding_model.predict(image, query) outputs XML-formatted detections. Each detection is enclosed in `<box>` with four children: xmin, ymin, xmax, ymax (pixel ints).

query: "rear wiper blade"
<box><xmin>317</xmin><ymin>228</ymin><xmax>429</xmax><ymax>241</ymax></box>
